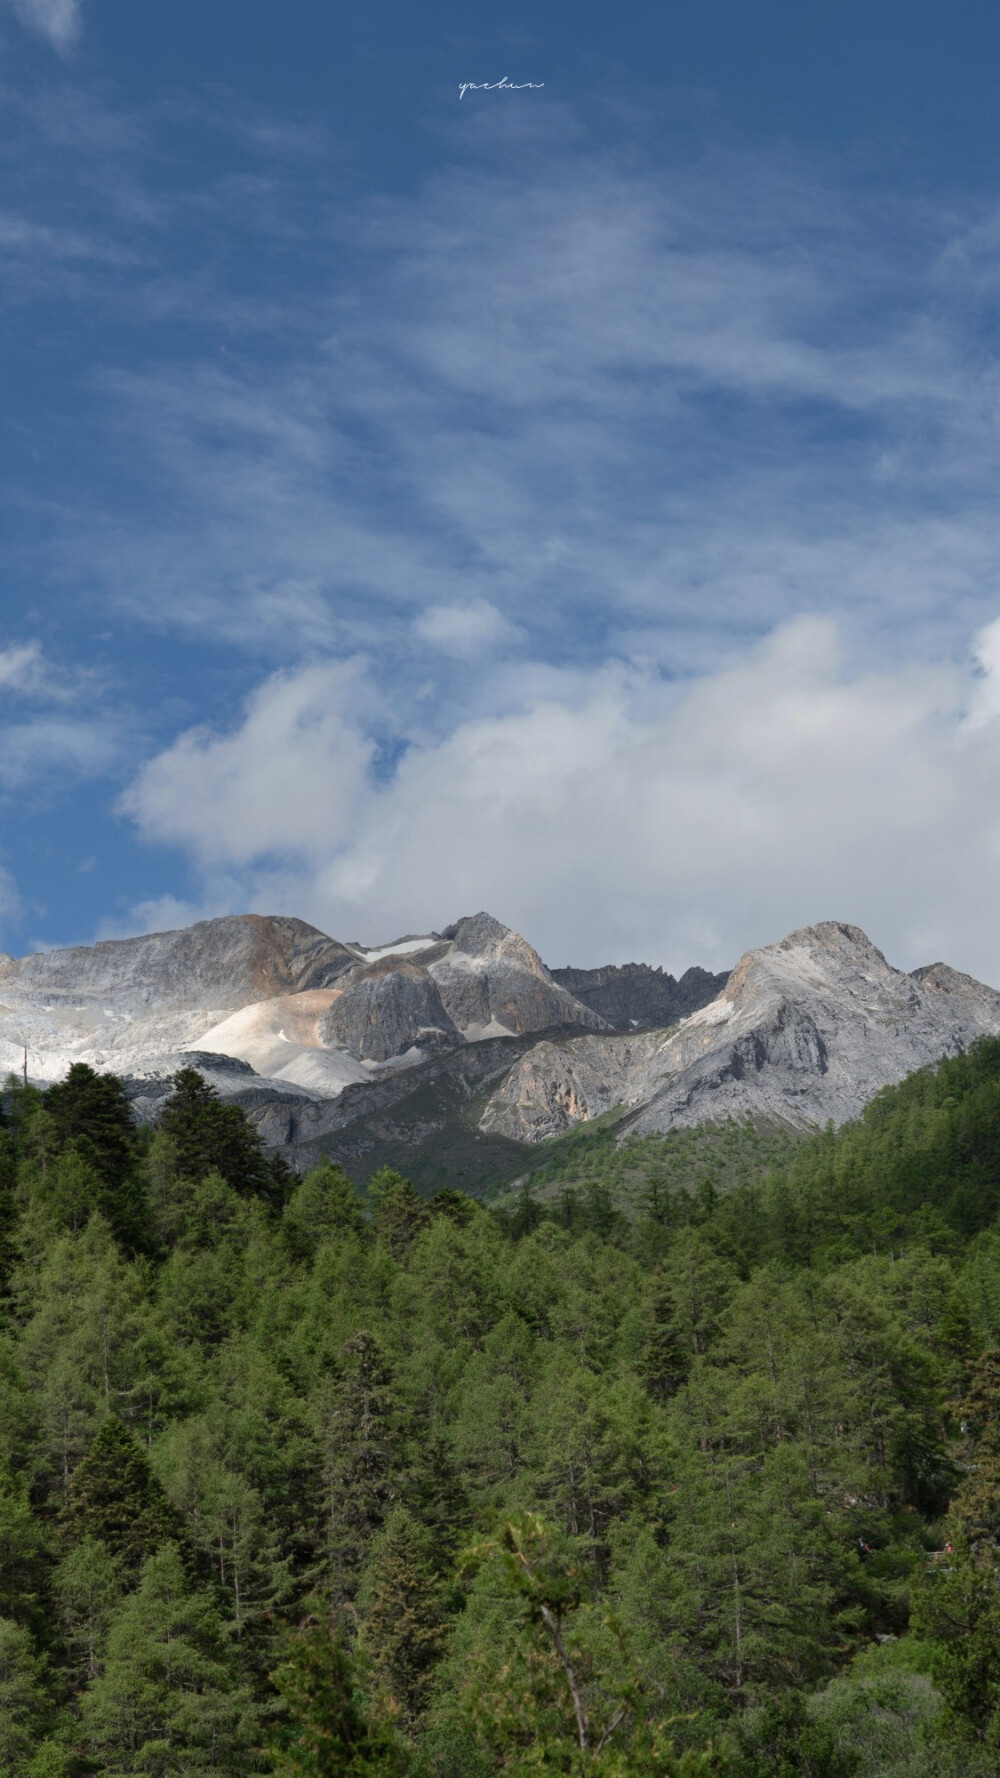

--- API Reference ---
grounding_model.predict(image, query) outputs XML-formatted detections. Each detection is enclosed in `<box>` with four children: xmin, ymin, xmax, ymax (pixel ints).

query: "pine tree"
<box><xmin>359</xmin><ymin>1506</ymin><xmax>446</xmax><ymax>1726</ymax></box>
<box><xmin>270</xmin><ymin>1612</ymin><xmax>405</xmax><ymax>1776</ymax></box>
<box><xmin>322</xmin><ymin>1333</ymin><xmax>397</xmax><ymax>1607</ymax></box>
<box><xmin>80</xmin><ymin>1543</ymin><xmax>259</xmax><ymax>1774</ymax></box>
<box><xmin>913</xmin><ymin>1348</ymin><xmax>1000</xmax><ymax>1750</ymax></box>
<box><xmin>63</xmin><ymin>1418</ymin><xmax>179</xmax><ymax>1571</ymax></box>
<box><xmin>42</xmin><ymin>1065</ymin><xmax>144</xmax><ymax>1244</ymax></box>
<box><xmin>0</xmin><ymin>1616</ymin><xmax>55</xmax><ymax>1774</ymax></box>
<box><xmin>0</xmin><ymin>1458</ymin><xmax>50</xmax><ymax>1627</ymax></box>
<box><xmin>51</xmin><ymin>1536</ymin><xmax>125</xmax><ymax>1686</ymax></box>
<box><xmin>284</xmin><ymin>1164</ymin><xmax>366</xmax><ymax>1260</ymax></box>
<box><xmin>158</xmin><ymin>1068</ymin><xmax>288</xmax><ymax>1212</ymax></box>
<box><xmin>367</xmin><ymin>1169</ymin><xmax>428</xmax><ymax>1258</ymax></box>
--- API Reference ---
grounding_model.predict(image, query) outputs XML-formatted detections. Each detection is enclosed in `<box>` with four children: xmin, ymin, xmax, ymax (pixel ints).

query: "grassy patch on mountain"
<box><xmin>489</xmin><ymin>1111</ymin><xmax>803</xmax><ymax>1218</ymax></box>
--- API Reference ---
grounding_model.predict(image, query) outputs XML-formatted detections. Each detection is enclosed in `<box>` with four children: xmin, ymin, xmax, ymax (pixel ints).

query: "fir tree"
<box><xmin>359</xmin><ymin>1507</ymin><xmax>446</xmax><ymax>1725</ymax></box>
<box><xmin>44</xmin><ymin>1063</ymin><xmax>133</xmax><ymax>1175</ymax></box>
<box><xmin>284</xmin><ymin>1163</ymin><xmax>366</xmax><ymax>1260</ymax></box>
<box><xmin>367</xmin><ymin>1168</ymin><xmax>428</xmax><ymax>1257</ymax></box>
<box><xmin>323</xmin><ymin>1332</ymin><xmax>397</xmax><ymax>1606</ymax></box>
<box><xmin>0</xmin><ymin>1617</ymin><xmax>56</xmax><ymax>1774</ymax></box>
<box><xmin>158</xmin><ymin>1068</ymin><xmax>289</xmax><ymax>1212</ymax></box>
<box><xmin>270</xmin><ymin>1612</ymin><xmax>406</xmax><ymax>1776</ymax></box>
<box><xmin>51</xmin><ymin>1536</ymin><xmax>125</xmax><ymax>1686</ymax></box>
<box><xmin>80</xmin><ymin>1543</ymin><xmax>259</xmax><ymax>1774</ymax></box>
<box><xmin>63</xmin><ymin>1418</ymin><xmax>179</xmax><ymax>1571</ymax></box>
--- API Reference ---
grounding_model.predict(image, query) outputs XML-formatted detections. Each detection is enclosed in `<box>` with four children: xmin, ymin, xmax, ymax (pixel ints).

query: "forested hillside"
<box><xmin>3</xmin><ymin>1046</ymin><xmax>1000</xmax><ymax>1775</ymax></box>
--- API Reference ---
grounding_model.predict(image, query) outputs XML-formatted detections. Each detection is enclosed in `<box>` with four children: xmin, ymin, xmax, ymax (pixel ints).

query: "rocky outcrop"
<box><xmin>428</xmin><ymin>913</ymin><xmax>608</xmax><ymax>1037</ymax></box>
<box><xmin>8</xmin><ymin>909</ymin><xmax>991</xmax><ymax>1178</ymax></box>
<box><xmin>550</xmin><ymin>962</ymin><xmax>728</xmax><ymax>1030</ymax></box>
<box><xmin>0</xmin><ymin>914</ymin><xmax>356</xmax><ymax>1014</ymax></box>
<box><xmin>481</xmin><ymin>922</ymin><xmax>1000</xmax><ymax>1142</ymax></box>
<box><xmin>321</xmin><ymin>957</ymin><xmax>462</xmax><ymax>1061</ymax></box>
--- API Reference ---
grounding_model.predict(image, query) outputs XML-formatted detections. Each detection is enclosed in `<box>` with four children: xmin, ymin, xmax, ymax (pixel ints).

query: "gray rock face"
<box><xmin>550</xmin><ymin>962</ymin><xmax>729</xmax><ymax>1030</ymax></box>
<box><xmin>0</xmin><ymin>914</ymin><xmax>356</xmax><ymax>1015</ymax></box>
<box><xmin>319</xmin><ymin>912</ymin><xmax>607</xmax><ymax>1061</ymax></box>
<box><xmin>0</xmin><ymin>907</ymin><xmax>605</xmax><ymax>1092</ymax></box>
<box><xmin>429</xmin><ymin>915</ymin><xmax>606</xmax><ymax>1037</ymax></box>
<box><xmin>321</xmin><ymin>958</ymin><xmax>462</xmax><ymax>1062</ymax></box>
<box><xmin>480</xmin><ymin>922</ymin><xmax>1000</xmax><ymax>1143</ymax></box>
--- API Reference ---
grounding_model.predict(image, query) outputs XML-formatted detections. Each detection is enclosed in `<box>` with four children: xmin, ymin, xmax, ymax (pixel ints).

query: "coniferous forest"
<box><xmin>3</xmin><ymin>1046</ymin><xmax>1000</xmax><ymax>1775</ymax></box>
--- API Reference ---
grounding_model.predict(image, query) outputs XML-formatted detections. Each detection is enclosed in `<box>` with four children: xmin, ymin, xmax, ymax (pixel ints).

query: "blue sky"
<box><xmin>4</xmin><ymin>0</ymin><xmax>1000</xmax><ymax>978</ymax></box>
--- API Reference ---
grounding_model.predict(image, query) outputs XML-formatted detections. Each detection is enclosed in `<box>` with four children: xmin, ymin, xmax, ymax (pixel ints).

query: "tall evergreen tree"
<box><xmin>51</xmin><ymin>1536</ymin><xmax>124</xmax><ymax>1687</ymax></box>
<box><xmin>270</xmin><ymin>1612</ymin><xmax>405</xmax><ymax>1776</ymax></box>
<box><xmin>80</xmin><ymin>1543</ymin><xmax>259</xmax><ymax>1774</ymax></box>
<box><xmin>322</xmin><ymin>1332</ymin><xmax>397</xmax><ymax>1607</ymax></box>
<box><xmin>284</xmin><ymin>1163</ymin><xmax>366</xmax><ymax>1261</ymax></box>
<box><xmin>0</xmin><ymin>1617</ymin><xmax>56</xmax><ymax>1774</ymax></box>
<box><xmin>44</xmin><ymin>1065</ymin><xmax>137</xmax><ymax>1202</ymax></box>
<box><xmin>158</xmin><ymin>1068</ymin><xmax>290</xmax><ymax>1212</ymax></box>
<box><xmin>63</xmin><ymin>1418</ymin><xmax>179</xmax><ymax>1572</ymax></box>
<box><xmin>367</xmin><ymin>1169</ymin><xmax>428</xmax><ymax>1258</ymax></box>
<box><xmin>359</xmin><ymin>1507</ymin><xmax>446</xmax><ymax>1725</ymax></box>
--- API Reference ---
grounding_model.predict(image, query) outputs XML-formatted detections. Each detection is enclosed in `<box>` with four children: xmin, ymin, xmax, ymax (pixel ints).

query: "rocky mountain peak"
<box><xmin>480</xmin><ymin>919</ymin><xmax>1000</xmax><ymax>1144</ymax></box>
<box><xmin>0</xmin><ymin>912</ymin><xmax>357</xmax><ymax>1015</ymax></box>
<box><xmin>721</xmin><ymin>920</ymin><xmax>895</xmax><ymax>1006</ymax></box>
<box><xmin>440</xmin><ymin>911</ymin><xmax>550</xmax><ymax>978</ymax></box>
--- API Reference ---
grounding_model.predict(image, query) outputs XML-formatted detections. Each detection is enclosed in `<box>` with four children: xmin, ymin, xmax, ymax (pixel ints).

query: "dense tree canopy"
<box><xmin>2</xmin><ymin>1046</ymin><xmax>1000</xmax><ymax>1773</ymax></box>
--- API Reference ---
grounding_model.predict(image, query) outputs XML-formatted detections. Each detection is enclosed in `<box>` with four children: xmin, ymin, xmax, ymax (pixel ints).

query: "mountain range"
<box><xmin>3</xmin><ymin>910</ymin><xmax>999</xmax><ymax>1187</ymax></box>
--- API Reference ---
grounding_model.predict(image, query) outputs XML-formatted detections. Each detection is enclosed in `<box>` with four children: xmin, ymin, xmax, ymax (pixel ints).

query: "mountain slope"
<box><xmin>479</xmin><ymin>922</ymin><xmax>1000</xmax><ymax>1142</ymax></box>
<box><xmin>0</xmin><ymin>909</ymin><xmax>605</xmax><ymax>1093</ymax></box>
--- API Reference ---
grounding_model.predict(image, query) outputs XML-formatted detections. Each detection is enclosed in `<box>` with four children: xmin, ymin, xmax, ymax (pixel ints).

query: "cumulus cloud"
<box><xmin>4</xmin><ymin>0</ymin><xmax>80</xmax><ymax>51</ymax></box>
<box><xmin>118</xmin><ymin>660</ymin><xmax>375</xmax><ymax>867</ymax></box>
<box><xmin>120</xmin><ymin>616</ymin><xmax>1000</xmax><ymax>985</ymax></box>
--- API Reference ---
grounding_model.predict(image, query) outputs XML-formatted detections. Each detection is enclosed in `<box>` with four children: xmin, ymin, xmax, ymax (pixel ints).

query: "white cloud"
<box><xmin>413</xmin><ymin>599</ymin><xmax>521</xmax><ymax>658</ymax></box>
<box><xmin>120</xmin><ymin>616</ymin><xmax>1000</xmax><ymax>985</ymax></box>
<box><xmin>0</xmin><ymin>644</ymin><xmax>46</xmax><ymax>693</ymax></box>
<box><xmin>118</xmin><ymin>660</ymin><xmax>375</xmax><ymax>867</ymax></box>
<box><xmin>0</xmin><ymin>640</ymin><xmax>119</xmax><ymax>793</ymax></box>
<box><xmin>5</xmin><ymin>0</ymin><xmax>80</xmax><ymax>51</ymax></box>
<box><xmin>0</xmin><ymin>717</ymin><xmax>118</xmax><ymax>790</ymax></box>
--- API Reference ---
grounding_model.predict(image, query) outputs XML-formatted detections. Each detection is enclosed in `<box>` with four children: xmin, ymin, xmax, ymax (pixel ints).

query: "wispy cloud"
<box><xmin>9</xmin><ymin>88</ymin><xmax>1000</xmax><ymax>966</ymax></box>
<box><xmin>8</xmin><ymin>103</ymin><xmax>995</xmax><ymax>702</ymax></box>
<box><xmin>3</xmin><ymin>0</ymin><xmax>81</xmax><ymax>53</ymax></box>
<box><xmin>0</xmin><ymin>640</ymin><xmax>121</xmax><ymax>793</ymax></box>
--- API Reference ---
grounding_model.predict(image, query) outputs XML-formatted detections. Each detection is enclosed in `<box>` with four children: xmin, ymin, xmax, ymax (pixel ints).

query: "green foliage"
<box><xmin>285</xmin><ymin>1164</ymin><xmax>367</xmax><ymax>1259</ymax></box>
<box><xmin>270</xmin><ymin>1612</ymin><xmax>407</xmax><ymax>1775</ymax></box>
<box><xmin>63</xmin><ymin>1417</ymin><xmax>180</xmax><ymax>1570</ymax></box>
<box><xmin>452</xmin><ymin>1513</ymin><xmax>733</xmax><ymax>1775</ymax></box>
<box><xmin>158</xmin><ymin>1067</ymin><xmax>292</xmax><ymax>1213</ymax></box>
<box><xmin>321</xmin><ymin>1331</ymin><xmax>397</xmax><ymax>1606</ymax></box>
<box><xmin>359</xmin><ymin>1507</ymin><xmax>445</xmax><ymax>1724</ymax></box>
<box><xmin>2</xmin><ymin>1040</ymin><xmax>1000</xmax><ymax>1771</ymax></box>
<box><xmin>0</xmin><ymin>1616</ymin><xmax>57</xmax><ymax>1775</ymax></box>
<box><xmin>367</xmin><ymin>1167</ymin><xmax>430</xmax><ymax>1256</ymax></box>
<box><xmin>80</xmin><ymin>1542</ymin><xmax>260</xmax><ymax>1772</ymax></box>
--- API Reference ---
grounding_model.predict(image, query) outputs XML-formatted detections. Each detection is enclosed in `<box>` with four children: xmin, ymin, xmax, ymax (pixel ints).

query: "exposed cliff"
<box><xmin>480</xmin><ymin>922</ymin><xmax>1000</xmax><ymax>1142</ymax></box>
<box><xmin>550</xmin><ymin>962</ymin><xmax>728</xmax><ymax>1030</ymax></box>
